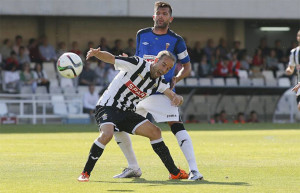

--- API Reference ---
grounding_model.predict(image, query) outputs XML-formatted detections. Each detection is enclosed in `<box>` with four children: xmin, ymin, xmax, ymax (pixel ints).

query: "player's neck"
<box><xmin>153</xmin><ymin>26</ymin><xmax>169</xmax><ymax>35</ymax></box>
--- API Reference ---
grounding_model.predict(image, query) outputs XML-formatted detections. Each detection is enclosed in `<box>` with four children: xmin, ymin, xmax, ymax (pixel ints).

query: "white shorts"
<box><xmin>136</xmin><ymin>94</ymin><xmax>181</xmax><ymax>123</ymax></box>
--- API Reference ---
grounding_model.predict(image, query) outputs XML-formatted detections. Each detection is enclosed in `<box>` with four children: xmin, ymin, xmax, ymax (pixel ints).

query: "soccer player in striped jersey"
<box><xmin>78</xmin><ymin>48</ymin><xmax>189</xmax><ymax>182</ymax></box>
<box><xmin>113</xmin><ymin>1</ymin><xmax>203</xmax><ymax>180</ymax></box>
<box><xmin>286</xmin><ymin>29</ymin><xmax>300</xmax><ymax>110</ymax></box>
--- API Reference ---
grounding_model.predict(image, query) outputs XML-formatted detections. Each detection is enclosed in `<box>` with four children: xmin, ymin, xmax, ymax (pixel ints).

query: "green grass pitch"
<box><xmin>1</xmin><ymin>123</ymin><xmax>300</xmax><ymax>193</ymax></box>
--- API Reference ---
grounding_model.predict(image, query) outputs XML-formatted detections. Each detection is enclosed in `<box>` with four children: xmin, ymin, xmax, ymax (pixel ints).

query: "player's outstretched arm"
<box><xmin>163</xmin><ymin>88</ymin><xmax>184</xmax><ymax>106</ymax></box>
<box><xmin>171</xmin><ymin>61</ymin><xmax>192</xmax><ymax>89</ymax></box>
<box><xmin>86</xmin><ymin>48</ymin><xmax>115</xmax><ymax>64</ymax></box>
<box><xmin>285</xmin><ymin>66</ymin><xmax>295</xmax><ymax>75</ymax></box>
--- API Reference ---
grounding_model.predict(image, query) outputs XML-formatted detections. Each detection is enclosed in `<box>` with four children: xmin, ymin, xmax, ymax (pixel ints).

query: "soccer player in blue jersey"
<box><xmin>113</xmin><ymin>1</ymin><xmax>203</xmax><ymax>180</ymax></box>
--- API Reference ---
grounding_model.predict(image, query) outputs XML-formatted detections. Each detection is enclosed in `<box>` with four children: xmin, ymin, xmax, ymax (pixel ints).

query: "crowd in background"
<box><xmin>0</xmin><ymin>35</ymin><xmax>297</xmax><ymax>123</ymax></box>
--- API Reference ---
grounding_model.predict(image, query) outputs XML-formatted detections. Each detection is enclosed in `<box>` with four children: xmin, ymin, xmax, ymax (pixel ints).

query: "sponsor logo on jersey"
<box><xmin>125</xmin><ymin>80</ymin><xmax>147</xmax><ymax>98</ymax></box>
<box><xmin>142</xmin><ymin>42</ymin><xmax>149</xmax><ymax>45</ymax></box>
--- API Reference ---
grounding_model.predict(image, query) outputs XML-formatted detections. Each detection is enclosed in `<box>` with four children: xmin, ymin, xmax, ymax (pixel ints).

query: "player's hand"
<box><xmin>292</xmin><ymin>82</ymin><xmax>300</xmax><ymax>93</ymax></box>
<box><xmin>171</xmin><ymin>94</ymin><xmax>184</xmax><ymax>106</ymax></box>
<box><xmin>86</xmin><ymin>47</ymin><xmax>101</xmax><ymax>60</ymax></box>
<box><xmin>170</xmin><ymin>76</ymin><xmax>177</xmax><ymax>90</ymax></box>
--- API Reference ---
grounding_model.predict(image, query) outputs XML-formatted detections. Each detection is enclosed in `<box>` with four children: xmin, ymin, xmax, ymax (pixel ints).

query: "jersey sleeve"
<box><xmin>157</xmin><ymin>77</ymin><xmax>170</xmax><ymax>93</ymax></box>
<box><xmin>288</xmin><ymin>49</ymin><xmax>296</xmax><ymax>66</ymax></box>
<box><xmin>176</xmin><ymin>37</ymin><xmax>190</xmax><ymax>64</ymax></box>
<box><xmin>114</xmin><ymin>56</ymin><xmax>142</xmax><ymax>72</ymax></box>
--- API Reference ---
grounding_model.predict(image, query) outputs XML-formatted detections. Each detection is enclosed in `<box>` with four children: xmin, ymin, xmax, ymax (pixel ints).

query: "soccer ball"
<box><xmin>57</xmin><ymin>52</ymin><xmax>83</xmax><ymax>78</ymax></box>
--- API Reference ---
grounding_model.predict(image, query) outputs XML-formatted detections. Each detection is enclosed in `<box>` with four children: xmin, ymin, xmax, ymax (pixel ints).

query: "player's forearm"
<box><xmin>163</xmin><ymin>88</ymin><xmax>174</xmax><ymax>101</ymax></box>
<box><xmin>94</xmin><ymin>51</ymin><xmax>115</xmax><ymax>64</ymax></box>
<box><xmin>175</xmin><ymin>62</ymin><xmax>192</xmax><ymax>82</ymax></box>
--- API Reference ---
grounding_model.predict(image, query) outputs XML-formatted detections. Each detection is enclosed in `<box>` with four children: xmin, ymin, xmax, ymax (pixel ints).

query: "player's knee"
<box><xmin>100</xmin><ymin>129</ymin><xmax>114</xmax><ymax>143</ymax></box>
<box><xmin>149</xmin><ymin>126</ymin><xmax>162</xmax><ymax>140</ymax></box>
<box><xmin>170</xmin><ymin>123</ymin><xmax>186</xmax><ymax>135</ymax></box>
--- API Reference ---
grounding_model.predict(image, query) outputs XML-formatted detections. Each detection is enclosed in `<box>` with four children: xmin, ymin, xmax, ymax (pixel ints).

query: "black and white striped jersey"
<box><xmin>288</xmin><ymin>46</ymin><xmax>300</xmax><ymax>82</ymax></box>
<box><xmin>97</xmin><ymin>56</ymin><xmax>170</xmax><ymax>111</ymax></box>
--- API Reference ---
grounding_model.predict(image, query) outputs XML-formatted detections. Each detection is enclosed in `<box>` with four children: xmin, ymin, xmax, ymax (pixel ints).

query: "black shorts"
<box><xmin>297</xmin><ymin>95</ymin><xmax>300</xmax><ymax>103</ymax></box>
<box><xmin>95</xmin><ymin>106</ymin><xmax>147</xmax><ymax>134</ymax></box>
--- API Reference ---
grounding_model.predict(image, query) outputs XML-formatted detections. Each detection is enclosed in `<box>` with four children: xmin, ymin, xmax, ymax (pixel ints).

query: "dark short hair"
<box><xmin>154</xmin><ymin>1</ymin><xmax>172</xmax><ymax>16</ymax></box>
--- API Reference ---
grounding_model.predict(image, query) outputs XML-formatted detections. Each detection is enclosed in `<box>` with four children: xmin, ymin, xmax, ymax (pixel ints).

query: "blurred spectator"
<box><xmin>79</xmin><ymin>62</ymin><xmax>96</xmax><ymax>85</ymax></box>
<box><xmin>98</xmin><ymin>37</ymin><xmax>110</xmax><ymax>52</ymax></box>
<box><xmin>39</xmin><ymin>36</ymin><xmax>57</xmax><ymax>62</ymax></box>
<box><xmin>183</xmin><ymin>37</ymin><xmax>193</xmax><ymax>58</ymax></box>
<box><xmin>13</xmin><ymin>35</ymin><xmax>29</xmax><ymax>55</ymax></box>
<box><xmin>203</xmin><ymin>38</ymin><xmax>215</xmax><ymax>65</ymax></box>
<box><xmin>186</xmin><ymin>115</ymin><xmax>199</xmax><ymax>123</ymax></box>
<box><xmin>273</xmin><ymin>40</ymin><xmax>285</xmax><ymax>63</ymax></box>
<box><xmin>83</xmin><ymin>84</ymin><xmax>98</xmax><ymax>117</ymax></box>
<box><xmin>210</xmin><ymin>113</ymin><xmax>220</xmax><ymax>124</ymax></box>
<box><xmin>4</xmin><ymin>51</ymin><xmax>20</xmax><ymax>71</ymax></box>
<box><xmin>266</xmin><ymin>49</ymin><xmax>279</xmax><ymax>77</ymax></box>
<box><xmin>33</xmin><ymin>63</ymin><xmax>50</xmax><ymax>93</ymax></box>
<box><xmin>258</xmin><ymin>37</ymin><xmax>270</xmax><ymax>57</ymax></box>
<box><xmin>28</xmin><ymin>38</ymin><xmax>43</xmax><ymax>63</ymax></box>
<box><xmin>247</xmin><ymin>110</ymin><xmax>259</xmax><ymax>123</ymax></box>
<box><xmin>229</xmin><ymin>40</ymin><xmax>242</xmax><ymax>60</ymax></box>
<box><xmin>123</xmin><ymin>38</ymin><xmax>136</xmax><ymax>56</ymax></box>
<box><xmin>214</xmin><ymin>56</ymin><xmax>230</xmax><ymax>77</ymax></box>
<box><xmin>228</xmin><ymin>52</ymin><xmax>241</xmax><ymax>77</ymax></box>
<box><xmin>20</xmin><ymin>63</ymin><xmax>37</xmax><ymax>93</ymax></box>
<box><xmin>220</xmin><ymin>110</ymin><xmax>228</xmax><ymax>123</ymax></box>
<box><xmin>0</xmin><ymin>38</ymin><xmax>12</xmax><ymax>61</ymax></box>
<box><xmin>95</xmin><ymin>61</ymin><xmax>107</xmax><ymax>86</ymax></box>
<box><xmin>106</xmin><ymin>64</ymin><xmax>119</xmax><ymax>83</ymax></box>
<box><xmin>233</xmin><ymin>112</ymin><xmax>246</xmax><ymax>124</ymax></box>
<box><xmin>111</xmin><ymin>39</ymin><xmax>123</xmax><ymax>56</ymax></box>
<box><xmin>69</xmin><ymin>41</ymin><xmax>82</xmax><ymax>56</ymax></box>
<box><xmin>216</xmin><ymin>38</ymin><xmax>229</xmax><ymax>58</ymax></box>
<box><xmin>211</xmin><ymin>47</ymin><xmax>221</xmax><ymax>67</ymax></box>
<box><xmin>251</xmin><ymin>48</ymin><xmax>265</xmax><ymax>69</ymax></box>
<box><xmin>17</xmin><ymin>46</ymin><xmax>31</xmax><ymax>67</ymax></box>
<box><xmin>198</xmin><ymin>55</ymin><xmax>211</xmax><ymax>77</ymax></box>
<box><xmin>286</xmin><ymin>41</ymin><xmax>298</xmax><ymax>58</ymax></box>
<box><xmin>191</xmin><ymin>41</ymin><xmax>202</xmax><ymax>64</ymax></box>
<box><xmin>240</xmin><ymin>50</ymin><xmax>251</xmax><ymax>71</ymax></box>
<box><xmin>56</xmin><ymin>41</ymin><xmax>67</xmax><ymax>58</ymax></box>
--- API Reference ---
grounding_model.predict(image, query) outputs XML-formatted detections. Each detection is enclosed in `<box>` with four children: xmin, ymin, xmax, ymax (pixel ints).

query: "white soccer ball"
<box><xmin>57</xmin><ymin>52</ymin><xmax>83</xmax><ymax>78</ymax></box>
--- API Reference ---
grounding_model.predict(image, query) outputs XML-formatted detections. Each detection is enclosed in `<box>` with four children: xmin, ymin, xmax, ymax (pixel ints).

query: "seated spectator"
<box><xmin>211</xmin><ymin>47</ymin><xmax>221</xmax><ymax>67</ymax></box>
<box><xmin>28</xmin><ymin>38</ymin><xmax>43</xmax><ymax>63</ymax></box>
<box><xmin>228</xmin><ymin>52</ymin><xmax>241</xmax><ymax>77</ymax></box>
<box><xmin>13</xmin><ymin>35</ymin><xmax>29</xmax><ymax>55</ymax></box>
<box><xmin>19</xmin><ymin>63</ymin><xmax>37</xmax><ymax>93</ymax></box>
<box><xmin>203</xmin><ymin>38</ymin><xmax>215</xmax><ymax>65</ymax></box>
<box><xmin>258</xmin><ymin>37</ymin><xmax>270</xmax><ymax>58</ymax></box>
<box><xmin>233</xmin><ymin>112</ymin><xmax>246</xmax><ymax>124</ymax></box>
<box><xmin>39</xmin><ymin>36</ymin><xmax>57</xmax><ymax>62</ymax></box>
<box><xmin>98</xmin><ymin>37</ymin><xmax>110</xmax><ymax>52</ymax></box>
<box><xmin>186</xmin><ymin>114</ymin><xmax>199</xmax><ymax>123</ymax></box>
<box><xmin>273</xmin><ymin>40</ymin><xmax>285</xmax><ymax>63</ymax></box>
<box><xmin>3</xmin><ymin>51</ymin><xmax>20</xmax><ymax>92</ymax></box>
<box><xmin>229</xmin><ymin>40</ymin><xmax>242</xmax><ymax>60</ymax></box>
<box><xmin>17</xmin><ymin>46</ymin><xmax>31</xmax><ymax>67</ymax></box>
<box><xmin>251</xmin><ymin>48</ymin><xmax>265</xmax><ymax>70</ymax></box>
<box><xmin>69</xmin><ymin>41</ymin><xmax>82</xmax><ymax>56</ymax></box>
<box><xmin>0</xmin><ymin>38</ymin><xmax>12</xmax><ymax>61</ymax></box>
<box><xmin>210</xmin><ymin>113</ymin><xmax>220</xmax><ymax>124</ymax></box>
<box><xmin>214</xmin><ymin>56</ymin><xmax>231</xmax><ymax>77</ymax></box>
<box><xmin>56</xmin><ymin>41</ymin><xmax>67</xmax><ymax>58</ymax></box>
<box><xmin>111</xmin><ymin>39</ymin><xmax>123</xmax><ymax>56</ymax></box>
<box><xmin>220</xmin><ymin>110</ymin><xmax>228</xmax><ymax>123</ymax></box>
<box><xmin>247</xmin><ymin>110</ymin><xmax>259</xmax><ymax>123</ymax></box>
<box><xmin>191</xmin><ymin>41</ymin><xmax>202</xmax><ymax>64</ymax></box>
<box><xmin>4</xmin><ymin>51</ymin><xmax>19</xmax><ymax>71</ymax></box>
<box><xmin>106</xmin><ymin>64</ymin><xmax>119</xmax><ymax>83</ymax></box>
<box><xmin>240</xmin><ymin>50</ymin><xmax>251</xmax><ymax>71</ymax></box>
<box><xmin>216</xmin><ymin>38</ymin><xmax>229</xmax><ymax>58</ymax></box>
<box><xmin>95</xmin><ymin>61</ymin><xmax>107</xmax><ymax>86</ymax></box>
<box><xmin>79</xmin><ymin>62</ymin><xmax>96</xmax><ymax>85</ymax></box>
<box><xmin>266</xmin><ymin>49</ymin><xmax>279</xmax><ymax>77</ymax></box>
<box><xmin>123</xmin><ymin>38</ymin><xmax>136</xmax><ymax>57</ymax></box>
<box><xmin>198</xmin><ymin>55</ymin><xmax>211</xmax><ymax>77</ymax></box>
<box><xmin>83</xmin><ymin>84</ymin><xmax>98</xmax><ymax>117</ymax></box>
<box><xmin>33</xmin><ymin>63</ymin><xmax>50</xmax><ymax>93</ymax></box>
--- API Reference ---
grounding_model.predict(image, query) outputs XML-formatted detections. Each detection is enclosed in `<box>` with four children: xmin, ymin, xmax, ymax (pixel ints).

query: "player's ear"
<box><xmin>154</xmin><ymin>58</ymin><xmax>159</xmax><ymax>63</ymax></box>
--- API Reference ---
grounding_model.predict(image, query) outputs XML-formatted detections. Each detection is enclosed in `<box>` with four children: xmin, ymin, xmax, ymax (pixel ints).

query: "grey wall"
<box><xmin>1</xmin><ymin>0</ymin><xmax>300</xmax><ymax>19</ymax></box>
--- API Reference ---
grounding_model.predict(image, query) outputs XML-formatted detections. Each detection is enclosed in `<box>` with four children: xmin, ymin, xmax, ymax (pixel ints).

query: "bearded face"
<box><xmin>153</xmin><ymin>7</ymin><xmax>173</xmax><ymax>29</ymax></box>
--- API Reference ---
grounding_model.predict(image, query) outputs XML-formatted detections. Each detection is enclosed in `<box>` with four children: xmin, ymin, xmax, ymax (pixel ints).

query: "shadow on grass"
<box><xmin>93</xmin><ymin>178</ymin><xmax>250</xmax><ymax>187</ymax></box>
<box><xmin>1</xmin><ymin>123</ymin><xmax>300</xmax><ymax>134</ymax></box>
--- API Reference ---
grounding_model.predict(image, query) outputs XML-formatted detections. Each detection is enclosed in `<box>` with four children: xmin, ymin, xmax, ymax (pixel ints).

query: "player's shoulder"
<box><xmin>167</xmin><ymin>29</ymin><xmax>184</xmax><ymax>41</ymax></box>
<box><xmin>291</xmin><ymin>46</ymin><xmax>300</xmax><ymax>53</ymax></box>
<box><xmin>137</xmin><ymin>27</ymin><xmax>152</xmax><ymax>36</ymax></box>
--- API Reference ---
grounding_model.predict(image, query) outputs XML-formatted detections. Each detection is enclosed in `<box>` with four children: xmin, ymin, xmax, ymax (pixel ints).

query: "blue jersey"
<box><xmin>136</xmin><ymin>27</ymin><xmax>190</xmax><ymax>85</ymax></box>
